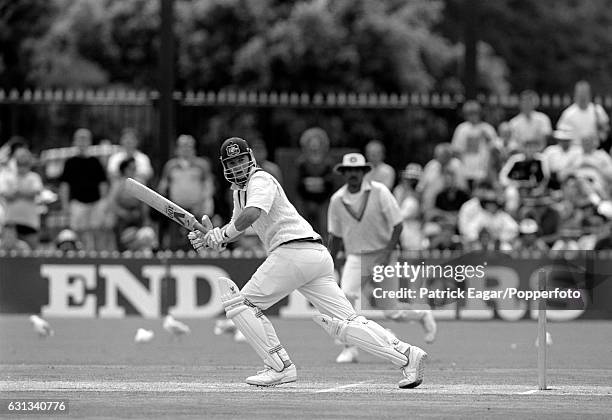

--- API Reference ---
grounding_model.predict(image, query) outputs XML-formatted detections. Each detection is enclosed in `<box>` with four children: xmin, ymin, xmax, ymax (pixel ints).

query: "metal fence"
<box><xmin>2</xmin><ymin>88</ymin><xmax>611</xmax><ymax>175</ymax></box>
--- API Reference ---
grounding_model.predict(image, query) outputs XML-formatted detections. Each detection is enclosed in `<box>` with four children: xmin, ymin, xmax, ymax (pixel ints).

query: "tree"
<box><xmin>0</xmin><ymin>0</ymin><xmax>56</xmax><ymax>89</ymax></box>
<box><xmin>439</xmin><ymin>0</ymin><xmax>612</xmax><ymax>93</ymax></box>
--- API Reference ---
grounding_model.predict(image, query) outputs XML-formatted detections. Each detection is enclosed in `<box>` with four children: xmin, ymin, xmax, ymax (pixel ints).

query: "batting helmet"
<box><xmin>220</xmin><ymin>137</ymin><xmax>257</xmax><ymax>187</ymax></box>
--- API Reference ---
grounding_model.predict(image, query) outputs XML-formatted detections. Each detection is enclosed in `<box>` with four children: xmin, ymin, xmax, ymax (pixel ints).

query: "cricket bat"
<box><xmin>125</xmin><ymin>178</ymin><xmax>212</xmax><ymax>233</ymax></box>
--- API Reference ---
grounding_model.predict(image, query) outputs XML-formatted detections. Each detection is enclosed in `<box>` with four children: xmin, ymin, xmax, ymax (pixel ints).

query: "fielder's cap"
<box><xmin>334</xmin><ymin>153</ymin><xmax>372</xmax><ymax>173</ymax></box>
<box><xmin>401</xmin><ymin>163</ymin><xmax>423</xmax><ymax>180</ymax></box>
<box><xmin>552</xmin><ymin>130</ymin><xmax>574</xmax><ymax>141</ymax></box>
<box><xmin>519</xmin><ymin>218</ymin><xmax>539</xmax><ymax>234</ymax></box>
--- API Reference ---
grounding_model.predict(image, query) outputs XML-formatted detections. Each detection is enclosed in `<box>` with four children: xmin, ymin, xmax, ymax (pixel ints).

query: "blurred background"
<box><xmin>1</xmin><ymin>0</ymin><xmax>612</xmax><ymax>255</ymax></box>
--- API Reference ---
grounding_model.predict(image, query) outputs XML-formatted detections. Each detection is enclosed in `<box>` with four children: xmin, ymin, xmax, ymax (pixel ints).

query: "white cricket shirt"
<box><xmin>328</xmin><ymin>181</ymin><xmax>403</xmax><ymax>255</ymax></box>
<box><xmin>231</xmin><ymin>170</ymin><xmax>320</xmax><ymax>253</ymax></box>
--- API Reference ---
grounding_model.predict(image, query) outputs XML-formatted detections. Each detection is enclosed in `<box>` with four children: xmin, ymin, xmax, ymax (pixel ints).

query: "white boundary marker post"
<box><xmin>537</xmin><ymin>270</ymin><xmax>548</xmax><ymax>390</ymax></box>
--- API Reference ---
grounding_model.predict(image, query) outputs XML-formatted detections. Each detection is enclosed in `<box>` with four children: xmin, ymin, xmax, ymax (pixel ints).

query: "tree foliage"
<box><xmin>440</xmin><ymin>0</ymin><xmax>612</xmax><ymax>93</ymax></box>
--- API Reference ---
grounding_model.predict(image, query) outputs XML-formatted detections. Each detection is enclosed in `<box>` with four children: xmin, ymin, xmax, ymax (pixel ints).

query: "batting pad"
<box><xmin>218</xmin><ymin>277</ymin><xmax>285</xmax><ymax>372</ymax></box>
<box><xmin>313</xmin><ymin>314</ymin><xmax>409</xmax><ymax>367</ymax></box>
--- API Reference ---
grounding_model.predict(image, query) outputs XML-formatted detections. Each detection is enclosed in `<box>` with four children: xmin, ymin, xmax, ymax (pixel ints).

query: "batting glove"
<box><xmin>205</xmin><ymin>227</ymin><xmax>226</xmax><ymax>248</ymax></box>
<box><xmin>188</xmin><ymin>231</ymin><xmax>207</xmax><ymax>254</ymax></box>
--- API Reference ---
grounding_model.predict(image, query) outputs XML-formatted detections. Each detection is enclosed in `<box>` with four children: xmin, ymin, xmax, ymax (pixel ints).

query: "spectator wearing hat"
<box><xmin>508</xmin><ymin>90</ymin><xmax>552</xmax><ymax>149</ymax></box>
<box><xmin>541</xmin><ymin>130</ymin><xmax>582</xmax><ymax>189</ymax></box>
<box><xmin>513</xmin><ymin>219</ymin><xmax>549</xmax><ymax>252</ymax></box>
<box><xmin>457</xmin><ymin>183</ymin><xmax>518</xmax><ymax>248</ymax></box>
<box><xmin>556</xmin><ymin>80</ymin><xmax>610</xmax><ymax>147</ymax></box>
<box><xmin>296</xmin><ymin>127</ymin><xmax>335</xmax><ymax>237</ymax></box>
<box><xmin>54</xmin><ymin>229</ymin><xmax>82</xmax><ymax>252</ymax></box>
<box><xmin>328</xmin><ymin>152</ymin><xmax>437</xmax><ymax>363</ymax></box>
<box><xmin>157</xmin><ymin>135</ymin><xmax>215</xmax><ymax>251</ymax></box>
<box><xmin>363</xmin><ymin>140</ymin><xmax>396</xmax><ymax>190</ymax></box>
<box><xmin>451</xmin><ymin>101</ymin><xmax>498</xmax><ymax>189</ymax></box>
<box><xmin>393</xmin><ymin>163</ymin><xmax>423</xmax><ymax>251</ymax></box>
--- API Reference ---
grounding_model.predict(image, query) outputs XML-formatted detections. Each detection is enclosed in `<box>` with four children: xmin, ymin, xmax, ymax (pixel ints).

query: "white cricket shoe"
<box><xmin>398</xmin><ymin>346</ymin><xmax>428</xmax><ymax>389</ymax></box>
<box><xmin>245</xmin><ymin>364</ymin><xmax>297</xmax><ymax>386</ymax></box>
<box><xmin>420</xmin><ymin>310</ymin><xmax>437</xmax><ymax>343</ymax></box>
<box><xmin>335</xmin><ymin>346</ymin><xmax>359</xmax><ymax>363</ymax></box>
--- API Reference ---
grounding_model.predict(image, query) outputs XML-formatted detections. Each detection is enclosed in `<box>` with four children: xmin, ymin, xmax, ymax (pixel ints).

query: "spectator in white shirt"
<box><xmin>417</xmin><ymin>143</ymin><xmax>466</xmax><ymax>211</ymax></box>
<box><xmin>556</xmin><ymin>80</ymin><xmax>610</xmax><ymax>147</ymax></box>
<box><xmin>560</xmin><ymin>134</ymin><xmax>612</xmax><ymax>197</ymax></box>
<box><xmin>107</xmin><ymin>128</ymin><xmax>154</xmax><ymax>184</ymax></box>
<box><xmin>541</xmin><ymin>130</ymin><xmax>582</xmax><ymax>189</ymax></box>
<box><xmin>451</xmin><ymin>101</ymin><xmax>497</xmax><ymax>189</ymax></box>
<box><xmin>363</xmin><ymin>140</ymin><xmax>395</xmax><ymax>190</ymax></box>
<box><xmin>508</xmin><ymin>90</ymin><xmax>552</xmax><ymax>148</ymax></box>
<box><xmin>458</xmin><ymin>183</ymin><xmax>518</xmax><ymax>247</ymax></box>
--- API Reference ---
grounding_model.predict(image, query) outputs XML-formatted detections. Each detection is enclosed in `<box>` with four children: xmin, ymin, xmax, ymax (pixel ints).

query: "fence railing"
<box><xmin>2</xmin><ymin>88</ymin><xmax>612</xmax><ymax>108</ymax></box>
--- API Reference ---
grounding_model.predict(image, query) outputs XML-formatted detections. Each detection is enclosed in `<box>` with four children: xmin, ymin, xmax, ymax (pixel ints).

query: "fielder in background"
<box><xmin>328</xmin><ymin>153</ymin><xmax>437</xmax><ymax>364</ymax></box>
<box><xmin>188</xmin><ymin>137</ymin><xmax>428</xmax><ymax>388</ymax></box>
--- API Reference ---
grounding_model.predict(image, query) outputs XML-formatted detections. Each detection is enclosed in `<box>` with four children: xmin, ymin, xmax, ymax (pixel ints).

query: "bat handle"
<box><xmin>194</xmin><ymin>215</ymin><xmax>213</xmax><ymax>233</ymax></box>
<box><xmin>193</xmin><ymin>222</ymin><xmax>209</xmax><ymax>234</ymax></box>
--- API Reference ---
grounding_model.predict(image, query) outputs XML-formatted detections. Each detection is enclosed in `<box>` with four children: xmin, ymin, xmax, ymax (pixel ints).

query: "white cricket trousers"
<box><xmin>241</xmin><ymin>242</ymin><xmax>356</xmax><ymax>319</ymax></box>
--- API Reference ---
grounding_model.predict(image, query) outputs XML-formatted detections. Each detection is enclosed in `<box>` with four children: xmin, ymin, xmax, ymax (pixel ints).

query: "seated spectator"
<box><xmin>468</xmin><ymin>227</ymin><xmax>508</xmax><ymax>252</ymax></box>
<box><xmin>251</xmin><ymin>138</ymin><xmax>283</xmax><ymax>184</ymax></box>
<box><xmin>157</xmin><ymin>135</ymin><xmax>214</xmax><ymax>251</ymax></box>
<box><xmin>513</xmin><ymin>219</ymin><xmax>549</xmax><ymax>252</ymax></box>
<box><xmin>451</xmin><ymin>101</ymin><xmax>497</xmax><ymax>189</ymax></box>
<box><xmin>0</xmin><ymin>136</ymin><xmax>28</xmax><ymax>178</ymax></box>
<box><xmin>0</xmin><ymin>223</ymin><xmax>31</xmax><ymax>252</ymax></box>
<box><xmin>393</xmin><ymin>163</ymin><xmax>421</xmax><ymax>204</ymax></box>
<box><xmin>594</xmin><ymin>222</ymin><xmax>612</xmax><ymax>250</ymax></box>
<box><xmin>120</xmin><ymin>226</ymin><xmax>159</xmax><ymax>253</ymax></box>
<box><xmin>0</xmin><ymin>147</ymin><xmax>43</xmax><ymax>249</ymax></box>
<box><xmin>58</xmin><ymin>128</ymin><xmax>110</xmax><ymax>251</ymax></box>
<box><xmin>364</xmin><ymin>140</ymin><xmax>395</xmax><ymax>190</ymax></box>
<box><xmin>556</xmin><ymin>80</ymin><xmax>610</xmax><ymax>147</ymax></box>
<box><xmin>560</xmin><ymin>134</ymin><xmax>612</xmax><ymax>195</ymax></box>
<box><xmin>508</xmin><ymin>90</ymin><xmax>552</xmax><ymax>149</ymax></box>
<box><xmin>551</xmin><ymin>227</ymin><xmax>582</xmax><ymax>251</ymax></box>
<box><xmin>458</xmin><ymin>183</ymin><xmax>518</xmax><ymax>249</ymax></box>
<box><xmin>296</xmin><ymin>127</ymin><xmax>334</xmax><ymax>236</ymax></box>
<box><xmin>432</xmin><ymin>166</ymin><xmax>471</xmax><ymax>218</ymax></box>
<box><xmin>577</xmin><ymin>206</ymin><xmax>606</xmax><ymax>250</ymax></box>
<box><xmin>541</xmin><ymin>130</ymin><xmax>582</xmax><ymax>189</ymax></box>
<box><xmin>499</xmin><ymin>137</ymin><xmax>549</xmax><ymax>191</ymax></box>
<box><xmin>418</xmin><ymin>143</ymin><xmax>465</xmax><ymax>211</ymax></box>
<box><xmin>499</xmin><ymin>137</ymin><xmax>549</xmax><ymax>214</ymax></box>
<box><xmin>107</xmin><ymin>128</ymin><xmax>154</xmax><ymax>184</ymax></box>
<box><xmin>107</xmin><ymin>157</ymin><xmax>151</xmax><ymax>251</ymax></box>
<box><xmin>497</xmin><ymin>121</ymin><xmax>518</xmax><ymax>156</ymax></box>
<box><xmin>393</xmin><ymin>163</ymin><xmax>423</xmax><ymax>250</ymax></box>
<box><xmin>426</xmin><ymin>216</ymin><xmax>462</xmax><ymax>251</ymax></box>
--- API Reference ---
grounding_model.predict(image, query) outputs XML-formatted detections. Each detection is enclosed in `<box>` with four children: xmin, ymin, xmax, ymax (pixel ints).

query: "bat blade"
<box><xmin>125</xmin><ymin>178</ymin><xmax>211</xmax><ymax>233</ymax></box>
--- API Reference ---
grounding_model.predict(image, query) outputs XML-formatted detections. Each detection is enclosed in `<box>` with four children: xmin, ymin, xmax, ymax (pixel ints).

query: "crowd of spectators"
<box><xmin>1</xmin><ymin>80</ymin><xmax>611</xmax><ymax>254</ymax></box>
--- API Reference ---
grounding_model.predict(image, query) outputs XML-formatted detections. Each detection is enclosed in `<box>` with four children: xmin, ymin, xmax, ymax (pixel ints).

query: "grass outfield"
<box><xmin>1</xmin><ymin>316</ymin><xmax>611</xmax><ymax>419</ymax></box>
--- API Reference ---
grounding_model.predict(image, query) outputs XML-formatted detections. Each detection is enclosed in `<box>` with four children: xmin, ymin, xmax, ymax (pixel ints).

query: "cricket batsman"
<box><xmin>188</xmin><ymin>137</ymin><xmax>428</xmax><ymax>388</ymax></box>
<box><xmin>328</xmin><ymin>153</ymin><xmax>437</xmax><ymax>364</ymax></box>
